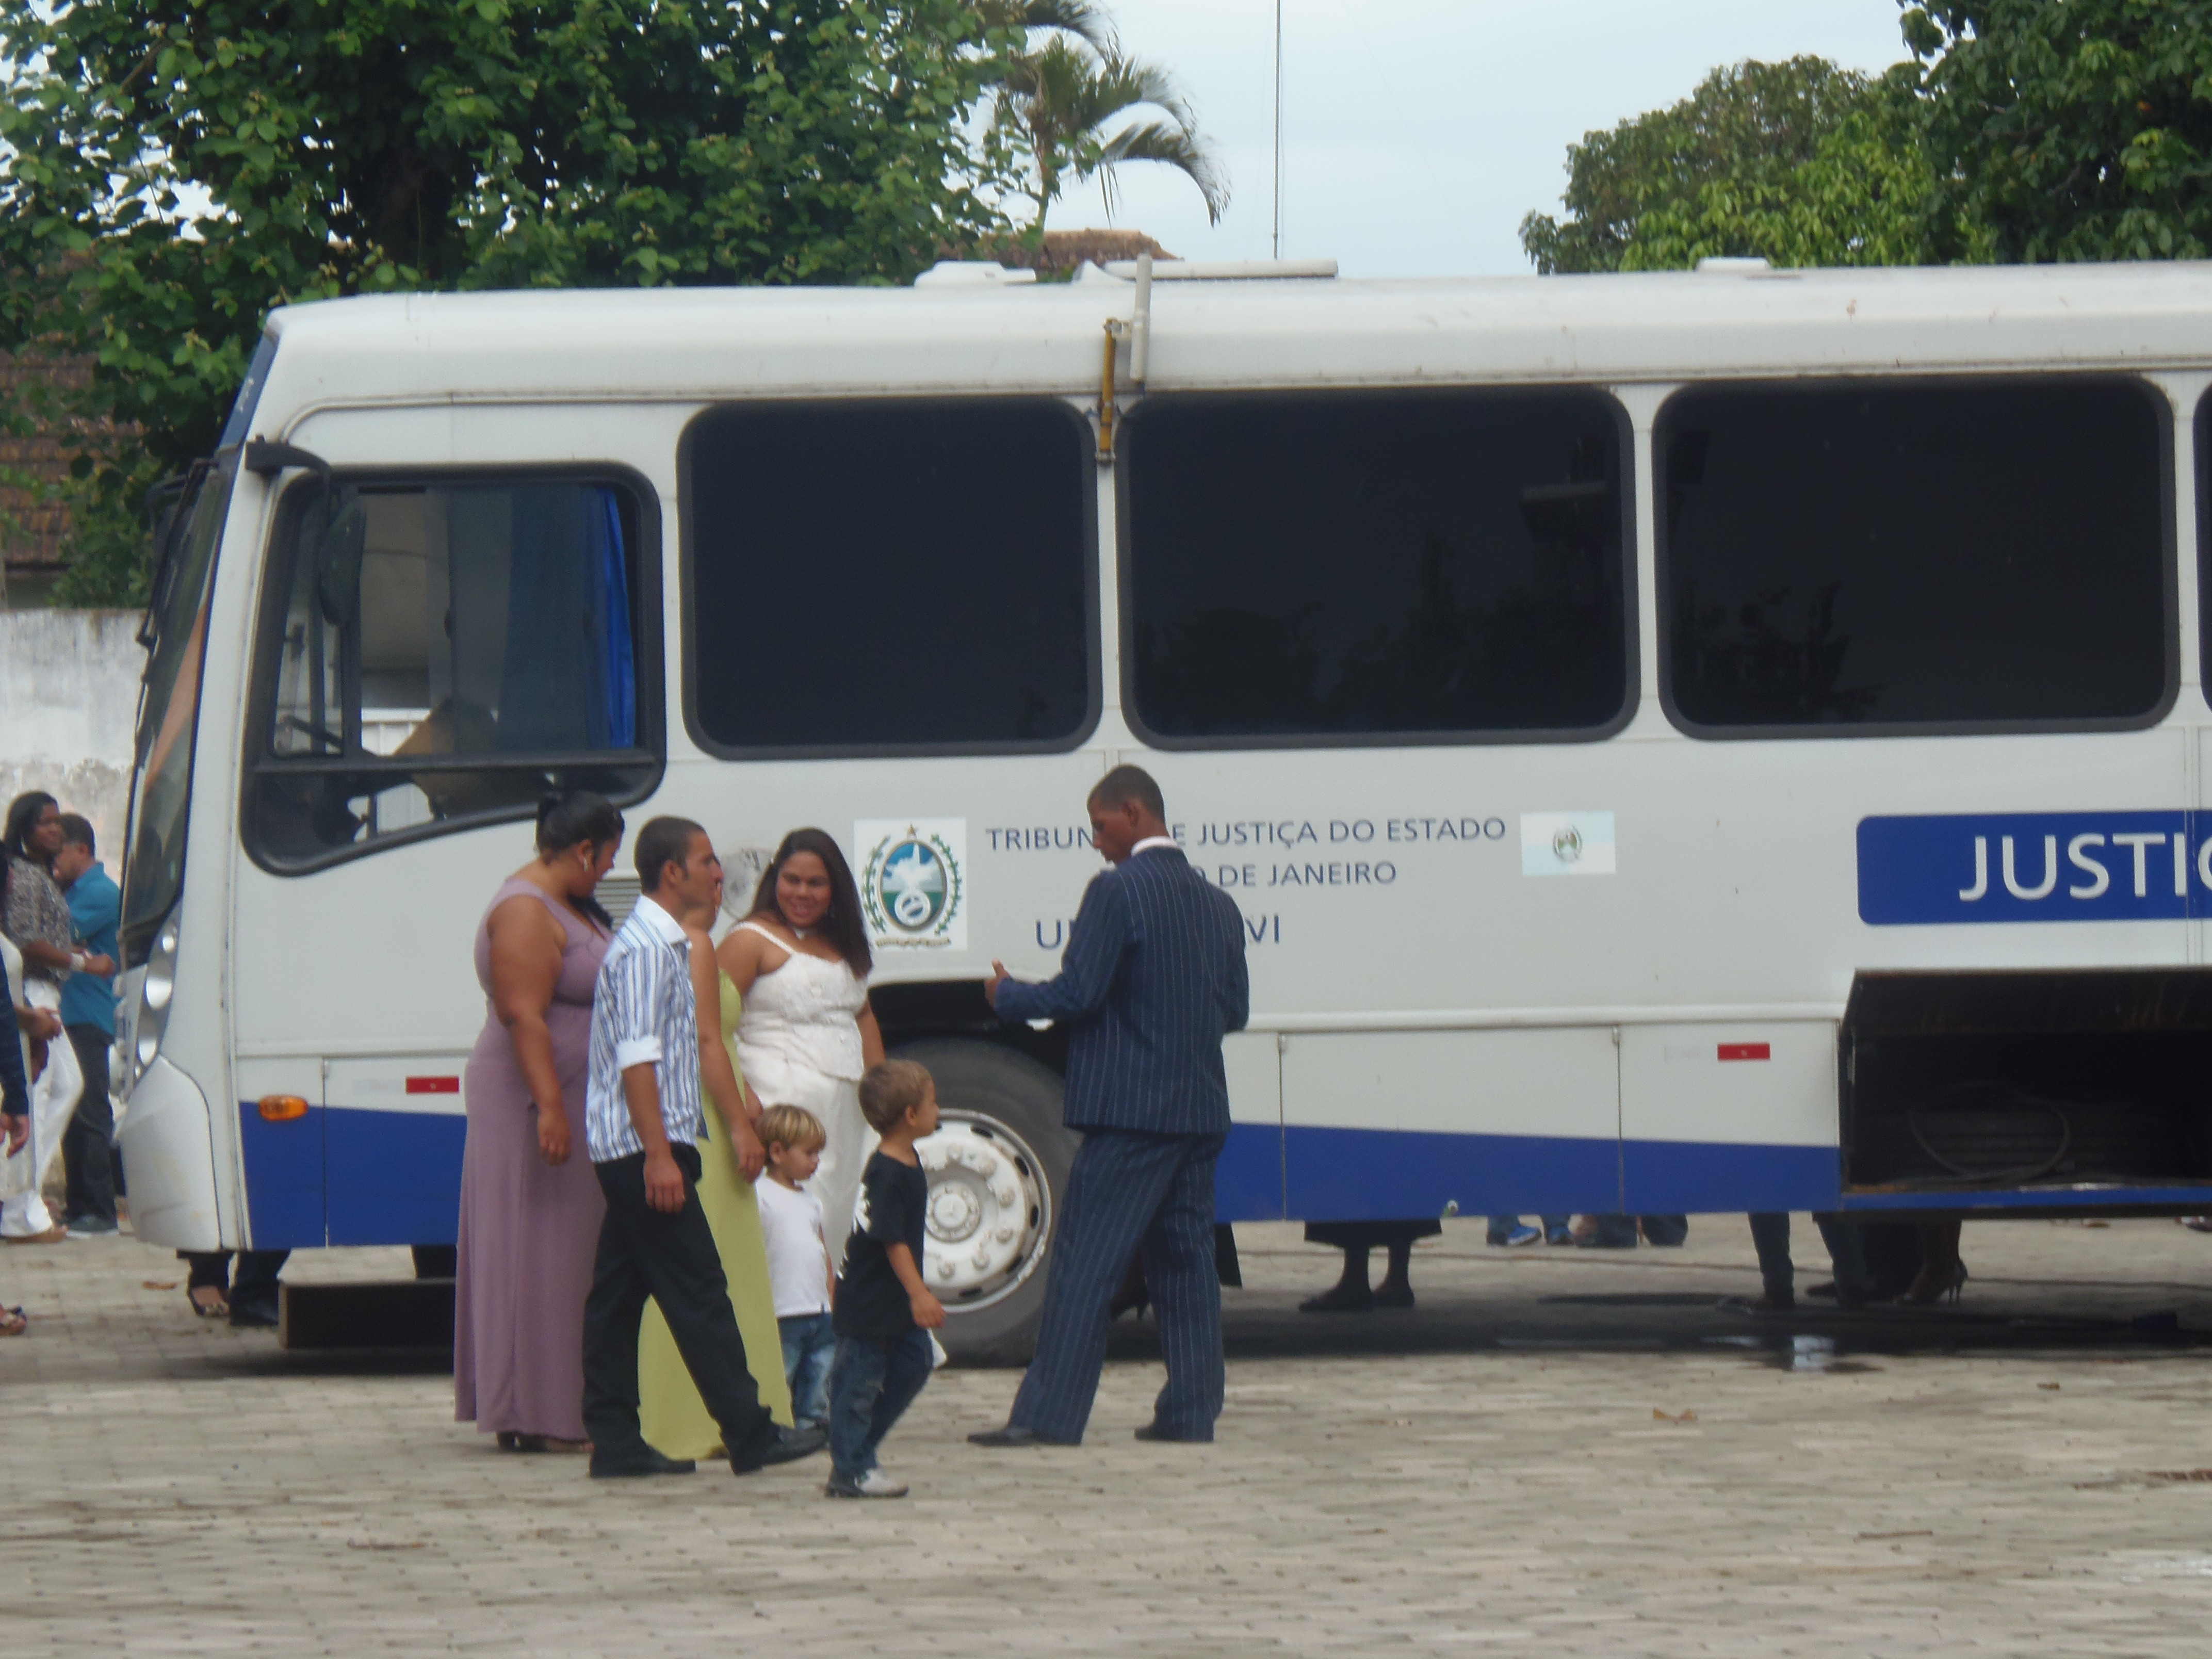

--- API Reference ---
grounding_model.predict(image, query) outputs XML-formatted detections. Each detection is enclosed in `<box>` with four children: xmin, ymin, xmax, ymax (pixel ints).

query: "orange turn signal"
<box><xmin>258</xmin><ymin>1095</ymin><xmax>310</xmax><ymax>1123</ymax></box>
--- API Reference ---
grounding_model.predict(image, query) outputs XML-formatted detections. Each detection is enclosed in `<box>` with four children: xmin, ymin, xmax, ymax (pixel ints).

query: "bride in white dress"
<box><xmin>718</xmin><ymin>829</ymin><xmax>884</xmax><ymax>1269</ymax></box>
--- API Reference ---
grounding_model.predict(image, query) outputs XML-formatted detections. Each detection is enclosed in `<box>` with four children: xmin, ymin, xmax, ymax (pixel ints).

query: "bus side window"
<box><xmin>1119</xmin><ymin>388</ymin><xmax>1634</xmax><ymax>746</ymax></box>
<box><xmin>683</xmin><ymin>398</ymin><xmax>1095</xmax><ymax>755</ymax></box>
<box><xmin>1661</xmin><ymin>377</ymin><xmax>2171</xmax><ymax>735</ymax></box>
<box><xmin>247</xmin><ymin>476</ymin><xmax>658</xmax><ymax>869</ymax></box>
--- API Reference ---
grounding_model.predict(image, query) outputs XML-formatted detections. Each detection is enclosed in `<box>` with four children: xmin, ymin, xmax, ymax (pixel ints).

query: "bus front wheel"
<box><xmin>896</xmin><ymin>1039</ymin><xmax>1075</xmax><ymax>1365</ymax></box>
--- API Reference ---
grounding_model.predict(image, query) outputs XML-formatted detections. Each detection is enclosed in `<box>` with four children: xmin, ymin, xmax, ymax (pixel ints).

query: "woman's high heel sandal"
<box><xmin>1895</xmin><ymin>1260</ymin><xmax>1969</xmax><ymax>1307</ymax></box>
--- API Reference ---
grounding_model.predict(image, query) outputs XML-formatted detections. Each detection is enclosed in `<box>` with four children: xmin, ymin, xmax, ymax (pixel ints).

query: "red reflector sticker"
<box><xmin>405</xmin><ymin>1076</ymin><xmax>461</xmax><ymax>1094</ymax></box>
<box><xmin>1717</xmin><ymin>1043</ymin><xmax>1771</xmax><ymax>1063</ymax></box>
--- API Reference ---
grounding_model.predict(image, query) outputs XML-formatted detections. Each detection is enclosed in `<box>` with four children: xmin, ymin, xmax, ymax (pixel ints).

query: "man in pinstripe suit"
<box><xmin>970</xmin><ymin>767</ymin><xmax>1249</xmax><ymax>1447</ymax></box>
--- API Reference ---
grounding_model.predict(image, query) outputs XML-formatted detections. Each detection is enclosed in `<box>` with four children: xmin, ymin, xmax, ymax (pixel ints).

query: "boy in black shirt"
<box><xmin>826</xmin><ymin>1059</ymin><xmax>946</xmax><ymax>1498</ymax></box>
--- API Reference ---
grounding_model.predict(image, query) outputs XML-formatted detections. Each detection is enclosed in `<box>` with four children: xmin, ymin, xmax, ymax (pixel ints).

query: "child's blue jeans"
<box><xmin>827</xmin><ymin>1329</ymin><xmax>932</xmax><ymax>1481</ymax></box>
<box><xmin>779</xmin><ymin>1311</ymin><xmax>836</xmax><ymax>1428</ymax></box>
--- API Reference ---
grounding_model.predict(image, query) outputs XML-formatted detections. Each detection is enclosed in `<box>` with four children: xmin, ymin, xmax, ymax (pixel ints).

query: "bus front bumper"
<box><xmin>114</xmin><ymin>1056</ymin><xmax>222</xmax><ymax>1251</ymax></box>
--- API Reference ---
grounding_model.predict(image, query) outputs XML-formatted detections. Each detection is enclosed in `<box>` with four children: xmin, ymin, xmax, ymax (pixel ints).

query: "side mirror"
<box><xmin>315</xmin><ymin>494</ymin><xmax>368</xmax><ymax>628</ymax></box>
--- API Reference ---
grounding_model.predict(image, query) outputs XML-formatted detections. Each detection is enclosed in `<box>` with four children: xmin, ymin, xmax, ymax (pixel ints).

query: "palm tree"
<box><xmin>985</xmin><ymin>4</ymin><xmax>1229</xmax><ymax>231</ymax></box>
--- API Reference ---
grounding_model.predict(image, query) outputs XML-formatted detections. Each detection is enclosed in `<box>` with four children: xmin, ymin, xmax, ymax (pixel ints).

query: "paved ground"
<box><xmin>8</xmin><ymin>1215</ymin><xmax>2212</xmax><ymax>1655</ymax></box>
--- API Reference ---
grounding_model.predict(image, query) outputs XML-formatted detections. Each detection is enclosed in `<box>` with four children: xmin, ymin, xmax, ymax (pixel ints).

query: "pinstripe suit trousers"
<box><xmin>1010</xmin><ymin>1129</ymin><xmax>1228</xmax><ymax>1443</ymax></box>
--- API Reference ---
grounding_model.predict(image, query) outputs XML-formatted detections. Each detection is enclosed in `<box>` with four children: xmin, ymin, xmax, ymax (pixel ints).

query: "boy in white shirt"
<box><xmin>756</xmin><ymin>1105</ymin><xmax>836</xmax><ymax>1430</ymax></box>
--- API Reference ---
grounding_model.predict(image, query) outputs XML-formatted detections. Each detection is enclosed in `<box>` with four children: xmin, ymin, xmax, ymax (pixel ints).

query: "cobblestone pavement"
<box><xmin>8</xmin><ymin>1215</ymin><xmax>2212</xmax><ymax>1656</ymax></box>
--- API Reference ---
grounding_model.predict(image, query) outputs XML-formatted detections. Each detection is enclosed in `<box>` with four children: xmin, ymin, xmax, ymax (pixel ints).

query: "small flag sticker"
<box><xmin>1520</xmin><ymin>811</ymin><xmax>1617</xmax><ymax>877</ymax></box>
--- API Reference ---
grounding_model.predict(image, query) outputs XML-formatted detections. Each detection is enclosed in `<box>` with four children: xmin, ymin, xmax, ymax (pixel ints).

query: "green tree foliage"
<box><xmin>1619</xmin><ymin>68</ymin><xmax>1964</xmax><ymax>270</ymax></box>
<box><xmin>991</xmin><ymin>4</ymin><xmax>1225</xmax><ymax>230</ymax></box>
<box><xmin>1520</xmin><ymin>57</ymin><xmax>1882</xmax><ymax>274</ymax></box>
<box><xmin>1905</xmin><ymin>1</ymin><xmax>2212</xmax><ymax>263</ymax></box>
<box><xmin>1</xmin><ymin>0</ymin><xmax>1022</xmax><ymax>601</ymax></box>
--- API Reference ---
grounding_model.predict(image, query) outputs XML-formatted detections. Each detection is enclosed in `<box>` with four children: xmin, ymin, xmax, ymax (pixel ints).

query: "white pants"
<box><xmin>1</xmin><ymin>980</ymin><xmax>83</xmax><ymax>1235</ymax></box>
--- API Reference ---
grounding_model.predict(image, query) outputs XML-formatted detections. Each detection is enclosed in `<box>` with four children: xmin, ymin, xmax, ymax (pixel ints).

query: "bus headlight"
<box><xmin>134</xmin><ymin>918</ymin><xmax>181</xmax><ymax>1079</ymax></box>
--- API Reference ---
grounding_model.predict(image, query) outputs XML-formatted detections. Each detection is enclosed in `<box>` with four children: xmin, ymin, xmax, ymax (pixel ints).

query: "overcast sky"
<box><xmin>1044</xmin><ymin>1</ymin><xmax>1915</xmax><ymax>277</ymax></box>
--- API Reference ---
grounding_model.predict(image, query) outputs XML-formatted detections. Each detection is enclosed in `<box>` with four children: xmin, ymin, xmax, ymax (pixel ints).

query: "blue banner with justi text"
<box><xmin>1858</xmin><ymin>811</ymin><xmax>2212</xmax><ymax>925</ymax></box>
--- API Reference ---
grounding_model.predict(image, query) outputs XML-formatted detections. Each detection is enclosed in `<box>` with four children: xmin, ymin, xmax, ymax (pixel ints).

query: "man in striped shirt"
<box><xmin>581</xmin><ymin>816</ymin><xmax>825</xmax><ymax>1479</ymax></box>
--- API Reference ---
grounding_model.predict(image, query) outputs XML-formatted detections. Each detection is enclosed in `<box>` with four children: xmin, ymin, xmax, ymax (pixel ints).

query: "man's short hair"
<box><xmin>1088</xmin><ymin>764</ymin><xmax>1165</xmax><ymax>821</ymax></box>
<box><xmin>758</xmin><ymin>1104</ymin><xmax>826</xmax><ymax>1153</ymax></box>
<box><xmin>858</xmin><ymin>1059</ymin><xmax>933</xmax><ymax>1133</ymax></box>
<box><xmin>634</xmin><ymin>816</ymin><xmax>706</xmax><ymax>892</ymax></box>
<box><xmin>57</xmin><ymin>814</ymin><xmax>95</xmax><ymax>856</ymax></box>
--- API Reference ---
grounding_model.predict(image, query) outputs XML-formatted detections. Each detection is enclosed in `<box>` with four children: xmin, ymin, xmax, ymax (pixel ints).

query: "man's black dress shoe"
<box><xmin>589</xmin><ymin>1446</ymin><xmax>696</xmax><ymax>1479</ymax></box>
<box><xmin>731</xmin><ymin>1423</ymin><xmax>826</xmax><ymax>1474</ymax></box>
<box><xmin>1133</xmin><ymin>1422</ymin><xmax>1211</xmax><ymax>1443</ymax></box>
<box><xmin>967</xmin><ymin>1424</ymin><xmax>1077</xmax><ymax>1447</ymax></box>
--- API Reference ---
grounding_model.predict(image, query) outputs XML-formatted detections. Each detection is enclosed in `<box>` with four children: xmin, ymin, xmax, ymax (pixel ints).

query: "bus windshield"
<box><xmin>120</xmin><ymin>456</ymin><xmax>236</xmax><ymax>962</ymax></box>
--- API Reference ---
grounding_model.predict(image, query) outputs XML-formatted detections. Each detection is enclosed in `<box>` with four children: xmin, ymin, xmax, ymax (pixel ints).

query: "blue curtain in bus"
<box><xmin>594</xmin><ymin>487</ymin><xmax>636</xmax><ymax>749</ymax></box>
<box><xmin>498</xmin><ymin>484</ymin><xmax>635</xmax><ymax>752</ymax></box>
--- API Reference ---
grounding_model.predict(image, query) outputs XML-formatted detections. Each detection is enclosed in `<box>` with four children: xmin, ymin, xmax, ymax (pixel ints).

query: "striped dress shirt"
<box><xmin>584</xmin><ymin>893</ymin><xmax>705</xmax><ymax>1163</ymax></box>
<box><xmin>997</xmin><ymin>844</ymin><xmax>1249</xmax><ymax>1136</ymax></box>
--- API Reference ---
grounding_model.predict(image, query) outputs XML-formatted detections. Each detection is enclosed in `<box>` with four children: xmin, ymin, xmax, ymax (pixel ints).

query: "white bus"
<box><xmin>113</xmin><ymin>256</ymin><xmax>2212</xmax><ymax>1356</ymax></box>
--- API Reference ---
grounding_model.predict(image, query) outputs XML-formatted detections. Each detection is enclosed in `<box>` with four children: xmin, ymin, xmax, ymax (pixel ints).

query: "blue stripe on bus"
<box><xmin>1216</xmin><ymin>1120</ymin><xmax>1286</xmax><ymax>1219</ymax></box>
<box><xmin>326</xmin><ymin>1107</ymin><xmax>465</xmax><ymax>1247</ymax></box>
<box><xmin>237</xmin><ymin>1100</ymin><xmax>326</xmax><ymax>1249</ymax></box>
<box><xmin>1276</xmin><ymin>1124</ymin><xmax>1621</xmax><ymax>1223</ymax></box>
<box><xmin>1837</xmin><ymin>1184</ymin><xmax>2212</xmax><ymax>1213</ymax></box>
<box><xmin>1621</xmin><ymin>1138</ymin><xmax>1840</xmax><ymax>1214</ymax></box>
<box><xmin>239</xmin><ymin>1102</ymin><xmax>466</xmax><ymax>1249</ymax></box>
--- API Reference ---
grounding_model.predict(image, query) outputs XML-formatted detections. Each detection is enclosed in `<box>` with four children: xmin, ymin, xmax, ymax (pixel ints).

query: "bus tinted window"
<box><xmin>1123</xmin><ymin>389</ymin><xmax>1631</xmax><ymax>743</ymax></box>
<box><xmin>2195</xmin><ymin>386</ymin><xmax>2212</xmax><ymax>704</ymax></box>
<box><xmin>685</xmin><ymin>400</ymin><xmax>1093</xmax><ymax>753</ymax></box>
<box><xmin>1663</xmin><ymin>379</ymin><xmax>2170</xmax><ymax>732</ymax></box>
<box><xmin>248</xmin><ymin>478</ymin><xmax>656</xmax><ymax>867</ymax></box>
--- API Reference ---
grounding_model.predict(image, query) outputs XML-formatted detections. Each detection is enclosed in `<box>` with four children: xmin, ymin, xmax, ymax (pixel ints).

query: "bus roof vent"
<box><xmin>913</xmin><ymin>261</ymin><xmax>1039</xmax><ymax>288</ymax></box>
<box><xmin>1102</xmin><ymin>258</ymin><xmax>1337</xmax><ymax>281</ymax></box>
<box><xmin>1696</xmin><ymin>256</ymin><xmax>1773</xmax><ymax>273</ymax></box>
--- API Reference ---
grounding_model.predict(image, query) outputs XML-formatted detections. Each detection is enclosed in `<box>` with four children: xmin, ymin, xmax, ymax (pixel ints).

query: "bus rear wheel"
<box><xmin>896</xmin><ymin>1038</ymin><xmax>1074</xmax><ymax>1365</ymax></box>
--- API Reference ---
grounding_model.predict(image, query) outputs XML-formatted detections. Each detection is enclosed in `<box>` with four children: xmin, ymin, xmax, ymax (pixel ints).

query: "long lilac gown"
<box><xmin>454</xmin><ymin>878</ymin><xmax>609</xmax><ymax>1441</ymax></box>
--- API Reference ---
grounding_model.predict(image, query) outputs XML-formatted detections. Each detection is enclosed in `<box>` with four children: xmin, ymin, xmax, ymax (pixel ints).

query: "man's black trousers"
<box><xmin>61</xmin><ymin>1023</ymin><xmax>115</xmax><ymax>1224</ymax></box>
<box><xmin>582</xmin><ymin>1144</ymin><xmax>773</xmax><ymax>1463</ymax></box>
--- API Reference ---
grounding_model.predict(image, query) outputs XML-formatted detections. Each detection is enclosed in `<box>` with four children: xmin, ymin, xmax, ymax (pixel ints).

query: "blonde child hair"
<box><xmin>758</xmin><ymin>1103</ymin><xmax>826</xmax><ymax>1153</ymax></box>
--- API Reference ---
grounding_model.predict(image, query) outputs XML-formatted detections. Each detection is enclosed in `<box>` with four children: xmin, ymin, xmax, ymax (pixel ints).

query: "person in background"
<box><xmin>1897</xmin><ymin>1219</ymin><xmax>1967</xmax><ymax>1305</ymax></box>
<box><xmin>52</xmin><ymin>815</ymin><xmax>119</xmax><ymax>1237</ymax></box>
<box><xmin>1580</xmin><ymin>1213</ymin><xmax>1689</xmax><ymax>1248</ymax></box>
<box><xmin>1</xmin><ymin>792</ymin><xmax>90</xmax><ymax>1244</ymax></box>
<box><xmin>454</xmin><ymin>792</ymin><xmax>623</xmax><ymax>1453</ymax></box>
<box><xmin>756</xmin><ymin>1104</ymin><xmax>836</xmax><ymax>1432</ymax></box>
<box><xmin>176</xmin><ymin>1248</ymin><xmax>289</xmax><ymax>1327</ymax></box>
<box><xmin>1744</xmin><ymin>1212</ymin><xmax>1878</xmax><ymax>1313</ymax></box>
<box><xmin>825</xmin><ymin>1060</ymin><xmax>945</xmax><ymax>1499</ymax></box>
<box><xmin>1301</xmin><ymin>1219</ymin><xmax>1440</xmax><ymax>1312</ymax></box>
<box><xmin>1</xmin><ymin>863</ymin><xmax>42</xmax><ymax>1332</ymax></box>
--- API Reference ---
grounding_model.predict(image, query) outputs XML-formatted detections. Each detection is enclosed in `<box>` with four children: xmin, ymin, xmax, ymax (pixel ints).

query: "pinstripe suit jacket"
<box><xmin>997</xmin><ymin>846</ymin><xmax>1249</xmax><ymax>1135</ymax></box>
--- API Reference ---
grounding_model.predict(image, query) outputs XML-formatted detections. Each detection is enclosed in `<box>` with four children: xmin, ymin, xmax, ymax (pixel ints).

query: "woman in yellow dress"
<box><xmin>637</xmin><ymin>905</ymin><xmax>793</xmax><ymax>1454</ymax></box>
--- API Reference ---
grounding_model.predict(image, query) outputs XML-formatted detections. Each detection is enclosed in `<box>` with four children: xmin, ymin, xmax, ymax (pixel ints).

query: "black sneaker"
<box><xmin>824</xmin><ymin>1468</ymin><xmax>908</xmax><ymax>1498</ymax></box>
<box><xmin>732</xmin><ymin>1423</ymin><xmax>826</xmax><ymax>1474</ymax></box>
<box><xmin>66</xmin><ymin>1215</ymin><xmax>118</xmax><ymax>1237</ymax></box>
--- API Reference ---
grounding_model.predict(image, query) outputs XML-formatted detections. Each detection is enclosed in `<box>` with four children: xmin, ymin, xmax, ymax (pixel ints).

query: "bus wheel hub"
<box><xmin>918</xmin><ymin>1116</ymin><xmax>1049</xmax><ymax>1306</ymax></box>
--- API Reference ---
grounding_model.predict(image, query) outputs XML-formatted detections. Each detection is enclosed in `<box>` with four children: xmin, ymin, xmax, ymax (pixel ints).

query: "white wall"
<box><xmin>1</xmin><ymin>609</ymin><xmax>143</xmax><ymax>864</ymax></box>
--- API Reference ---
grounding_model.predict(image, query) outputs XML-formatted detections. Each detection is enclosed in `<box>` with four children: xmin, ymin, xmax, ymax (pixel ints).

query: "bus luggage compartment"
<box><xmin>1840</xmin><ymin>968</ymin><xmax>2212</xmax><ymax>1215</ymax></box>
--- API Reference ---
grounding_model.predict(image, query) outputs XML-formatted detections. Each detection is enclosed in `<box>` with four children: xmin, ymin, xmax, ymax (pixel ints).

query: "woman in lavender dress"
<box><xmin>455</xmin><ymin>793</ymin><xmax>624</xmax><ymax>1452</ymax></box>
